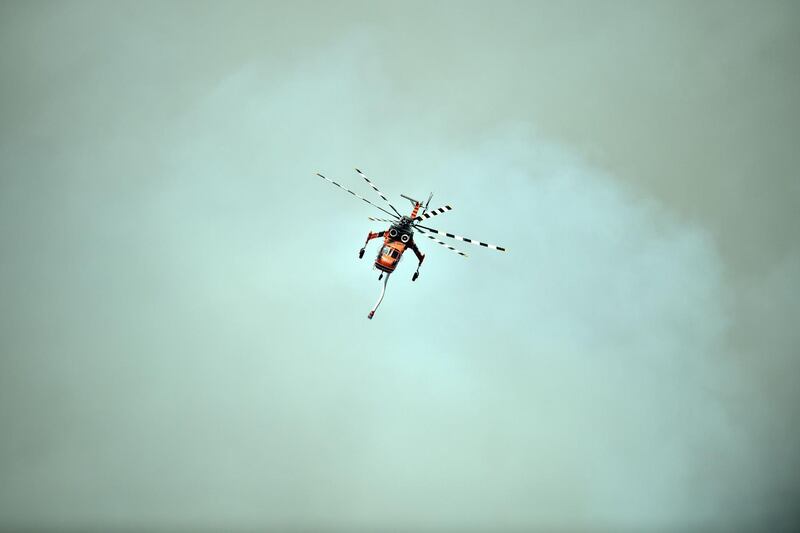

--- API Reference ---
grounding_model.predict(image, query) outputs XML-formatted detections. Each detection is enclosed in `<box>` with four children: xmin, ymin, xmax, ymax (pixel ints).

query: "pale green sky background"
<box><xmin>1</xmin><ymin>1</ymin><xmax>798</xmax><ymax>532</ymax></box>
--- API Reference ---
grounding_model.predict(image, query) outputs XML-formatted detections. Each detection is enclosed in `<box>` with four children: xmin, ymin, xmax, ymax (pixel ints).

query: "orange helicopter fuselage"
<box><xmin>374</xmin><ymin>238</ymin><xmax>406</xmax><ymax>273</ymax></box>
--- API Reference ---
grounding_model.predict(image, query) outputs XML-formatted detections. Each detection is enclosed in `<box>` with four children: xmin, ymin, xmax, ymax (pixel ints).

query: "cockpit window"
<box><xmin>381</xmin><ymin>246</ymin><xmax>400</xmax><ymax>259</ymax></box>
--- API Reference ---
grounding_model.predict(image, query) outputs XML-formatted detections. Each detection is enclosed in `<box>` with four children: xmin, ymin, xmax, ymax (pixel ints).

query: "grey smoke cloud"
<box><xmin>1</xmin><ymin>2</ymin><xmax>798</xmax><ymax>532</ymax></box>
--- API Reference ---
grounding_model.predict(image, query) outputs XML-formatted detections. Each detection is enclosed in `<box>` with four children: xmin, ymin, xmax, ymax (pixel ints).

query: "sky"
<box><xmin>1</xmin><ymin>1</ymin><xmax>799</xmax><ymax>532</ymax></box>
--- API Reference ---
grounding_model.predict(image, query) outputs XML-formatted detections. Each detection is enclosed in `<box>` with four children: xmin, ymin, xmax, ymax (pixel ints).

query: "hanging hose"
<box><xmin>367</xmin><ymin>273</ymin><xmax>390</xmax><ymax>320</ymax></box>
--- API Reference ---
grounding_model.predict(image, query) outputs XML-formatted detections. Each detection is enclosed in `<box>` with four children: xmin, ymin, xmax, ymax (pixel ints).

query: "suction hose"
<box><xmin>367</xmin><ymin>272</ymin><xmax>390</xmax><ymax>320</ymax></box>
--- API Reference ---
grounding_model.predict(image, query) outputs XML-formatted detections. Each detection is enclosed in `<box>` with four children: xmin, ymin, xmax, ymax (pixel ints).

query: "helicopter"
<box><xmin>316</xmin><ymin>168</ymin><xmax>507</xmax><ymax>319</ymax></box>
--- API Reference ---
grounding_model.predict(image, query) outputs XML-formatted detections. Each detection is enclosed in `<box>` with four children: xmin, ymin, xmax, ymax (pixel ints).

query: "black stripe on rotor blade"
<box><xmin>413</xmin><ymin>205</ymin><xmax>452</xmax><ymax>222</ymax></box>
<box><xmin>413</xmin><ymin>223</ymin><xmax>507</xmax><ymax>252</ymax></box>
<box><xmin>416</xmin><ymin>229</ymin><xmax>468</xmax><ymax>257</ymax></box>
<box><xmin>316</xmin><ymin>173</ymin><xmax>397</xmax><ymax>218</ymax></box>
<box><xmin>355</xmin><ymin>168</ymin><xmax>402</xmax><ymax>217</ymax></box>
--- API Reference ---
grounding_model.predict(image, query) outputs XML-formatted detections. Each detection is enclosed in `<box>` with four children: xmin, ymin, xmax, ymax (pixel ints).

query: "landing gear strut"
<box><xmin>412</xmin><ymin>255</ymin><xmax>423</xmax><ymax>282</ymax></box>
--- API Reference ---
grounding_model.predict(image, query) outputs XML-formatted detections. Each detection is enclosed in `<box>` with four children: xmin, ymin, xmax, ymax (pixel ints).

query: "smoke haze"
<box><xmin>1</xmin><ymin>2</ymin><xmax>798</xmax><ymax>532</ymax></box>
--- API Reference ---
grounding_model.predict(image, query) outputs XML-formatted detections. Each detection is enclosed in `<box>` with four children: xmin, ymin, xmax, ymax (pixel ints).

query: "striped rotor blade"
<box><xmin>414</xmin><ymin>223</ymin><xmax>507</xmax><ymax>252</ymax></box>
<box><xmin>368</xmin><ymin>216</ymin><xmax>396</xmax><ymax>223</ymax></box>
<box><xmin>355</xmin><ymin>168</ymin><xmax>402</xmax><ymax>217</ymax></box>
<box><xmin>413</xmin><ymin>205</ymin><xmax>452</xmax><ymax>222</ymax></box>
<box><xmin>416</xmin><ymin>228</ymin><xmax>467</xmax><ymax>257</ymax></box>
<box><xmin>316</xmin><ymin>173</ymin><xmax>398</xmax><ymax>219</ymax></box>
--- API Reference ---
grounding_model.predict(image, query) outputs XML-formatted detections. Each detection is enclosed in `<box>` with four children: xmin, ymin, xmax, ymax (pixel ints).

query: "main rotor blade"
<box><xmin>413</xmin><ymin>205</ymin><xmax>451</xmax><ymax>222</ymax></box>
<box><xmin>415</xmin><ymin>227</ymin><xmax>468</xmax><ymax>257</ymax></box>
<box><xmin>355</xmin><ymin>168</ymin><xmax>402</xmax><ymax>218</ymax></box>
<box><xmin>414</xmin><ymin>223</ymin><xmax>507</xmax><ymax>252</ymax></box>
<box><xmin>368</xmin><ymin>216</ymin><xmax>397</xmax><ymax>223</ymax></box>
<box><xmin>316</xmin><ymin>173</ymin><xmax>398</xmax><ymax>219</ymax></box>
